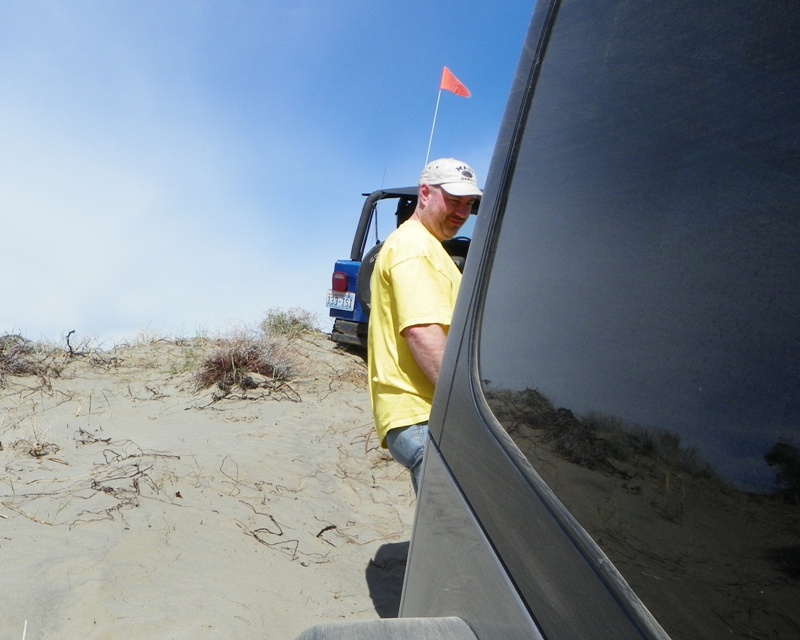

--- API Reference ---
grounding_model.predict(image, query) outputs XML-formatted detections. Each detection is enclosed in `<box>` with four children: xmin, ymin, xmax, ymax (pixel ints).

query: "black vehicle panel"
<box><xmin>401</xmin><ymin>443</ymin><xmax>544</xmax><ymax>640</ymax></box>
<box><xmin>414</xmin><ymin>0</ymin><xmax>799</xmax><ymax>638</ymax></box>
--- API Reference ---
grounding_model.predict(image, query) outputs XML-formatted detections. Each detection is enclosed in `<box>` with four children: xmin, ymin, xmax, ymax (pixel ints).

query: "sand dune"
<box><xmin>1</xmin><ymin>332</ymin><xmax>413</xmax><ymax>639</ymax></box>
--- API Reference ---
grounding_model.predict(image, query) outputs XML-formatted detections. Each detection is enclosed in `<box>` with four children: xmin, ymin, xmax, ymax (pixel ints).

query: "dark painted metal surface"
<box><xmin>401</xmin><ymin>443</ymin><xmax>543</xmax><ymax>640</ymax></box>
<box><xmin>406</xmin><ymin>0</ymin><xmax>798</xmax><ymax>638</ymax></box>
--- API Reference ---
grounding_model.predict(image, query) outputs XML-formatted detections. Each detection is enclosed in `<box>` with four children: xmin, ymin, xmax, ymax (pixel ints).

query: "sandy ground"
<box><xmin>0</xmin><ymin>333</ymin><xmax>414</xmax><ymax>639</ymax></box>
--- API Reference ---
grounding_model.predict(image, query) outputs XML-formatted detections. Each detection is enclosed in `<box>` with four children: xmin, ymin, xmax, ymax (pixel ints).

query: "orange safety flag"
<box><xmin>439</xmin><ymin>66</ymin><xmax>471</xmax><ymax>98</ymax></box>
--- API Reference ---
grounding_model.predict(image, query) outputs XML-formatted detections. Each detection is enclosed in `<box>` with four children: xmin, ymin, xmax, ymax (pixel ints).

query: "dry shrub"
<box><xmin>194</xmin><ymin>332</ymin><xmax>296</xmax><ymax>392</ymax></box>
<box><xmin>260</xmin><ymin>307</ymin><xmax>318</xmax><ymax>339</ymax></box>
<box><xmin>0</xmin><ymin>334</ymin><xmax>36</xmax><ymax>377</ymax></box>
<box><xmin>0</xmin><ymin>334</ymin><xmax>60</xmax><ymax>386</ymax></box>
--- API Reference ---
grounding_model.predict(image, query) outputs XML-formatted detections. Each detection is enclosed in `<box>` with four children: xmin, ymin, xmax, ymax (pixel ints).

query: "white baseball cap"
<box><xmin>419</xmin><ymin>158</ymin><xmax>482</xmax><ymax>197</ymax></box>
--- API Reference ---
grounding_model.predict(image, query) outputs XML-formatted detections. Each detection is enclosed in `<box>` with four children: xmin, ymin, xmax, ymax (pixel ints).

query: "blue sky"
<box><xmin>0</xmin><ymin>1</ymin><xmax>534</xmax><ymax>345</ymax></box>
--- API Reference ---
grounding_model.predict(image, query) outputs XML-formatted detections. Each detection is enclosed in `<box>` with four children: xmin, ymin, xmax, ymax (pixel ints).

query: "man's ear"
<box><xmin>418</xmin><ymin>183</ymin><xmax>433</xmax><ymax>207</ymax></box>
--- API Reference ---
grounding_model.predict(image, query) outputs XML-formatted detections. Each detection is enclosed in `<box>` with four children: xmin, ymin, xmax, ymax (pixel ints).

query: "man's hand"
<box><xmin>402</xmin><ymin>323</ymin><xmax>447</xmax><ymax>385</ymax></box>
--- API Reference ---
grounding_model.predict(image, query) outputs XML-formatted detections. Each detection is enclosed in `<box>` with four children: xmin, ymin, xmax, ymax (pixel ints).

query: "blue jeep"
<box><xmin>327</xmin><ymin>187</ymin><xmax>477</xmax><ymax>348</ymax></box>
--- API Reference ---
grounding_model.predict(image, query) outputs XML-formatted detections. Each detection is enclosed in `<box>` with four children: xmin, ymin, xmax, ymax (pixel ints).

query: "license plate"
<box><xmin>326</xmin><ymin>290</ymin><xmax>356</xmax><ymax>312</ymax></box>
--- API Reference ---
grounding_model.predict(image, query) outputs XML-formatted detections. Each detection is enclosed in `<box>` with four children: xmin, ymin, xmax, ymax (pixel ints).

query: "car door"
<box><xmin>403</xmin><ymin>1</ymin><xmax>799</xmax><ymax>639</ymax></box>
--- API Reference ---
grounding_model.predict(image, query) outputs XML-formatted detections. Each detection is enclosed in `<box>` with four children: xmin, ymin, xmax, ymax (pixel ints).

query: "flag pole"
<box><xmin>425</xmin><ymin>89</ymin><xmax>443</xmax><ymax>165</ymax></box>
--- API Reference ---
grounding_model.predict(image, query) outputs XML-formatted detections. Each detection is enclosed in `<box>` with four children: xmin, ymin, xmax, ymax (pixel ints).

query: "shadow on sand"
<box><xmin>365</xmin><ymin>541</ymin><xmax>409</xmax><ymax>618</ymax></box>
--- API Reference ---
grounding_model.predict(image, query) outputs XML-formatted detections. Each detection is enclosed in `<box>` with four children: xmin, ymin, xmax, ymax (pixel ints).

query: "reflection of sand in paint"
<box><xmin>487</xmin><ymin>387</ymin><xmax>799</xmax><ymax>640</ymax></box>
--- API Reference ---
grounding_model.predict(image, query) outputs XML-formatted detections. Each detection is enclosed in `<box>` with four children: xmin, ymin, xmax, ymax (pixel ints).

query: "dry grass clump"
<box><xmin>0</xmin><ymin>333</ymin><xmax>62</xmax><ymax>387</ymax></box>
<box><xmin>260</xmin><ymin>307</ymin><xmax>318</xmax><ymax>339</ymax></box>
<box><xmin>194</xmin><ymin>331</ymin><xmax>296</xmax><ymax>394</ymax></box>
<box><xmin>0</xmin><ymin>334</ymin><xmax>37</xmax><ymax>378</ymax></box>
<box><xmin>191</xmin><ymin>308</ymin><xmax>320</xmax><ymax>394</ymax></box>
<box><xmin>191</xmin><ymin>307</ymin><xmax>319</xmax><ymax>397</ymax></box>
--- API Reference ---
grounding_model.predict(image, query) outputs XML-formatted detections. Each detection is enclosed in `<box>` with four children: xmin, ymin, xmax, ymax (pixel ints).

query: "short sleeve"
<box><xmin>391</xmin><ymin>254</ymin><xmax>458</xmax><ymax>332</ymax></box>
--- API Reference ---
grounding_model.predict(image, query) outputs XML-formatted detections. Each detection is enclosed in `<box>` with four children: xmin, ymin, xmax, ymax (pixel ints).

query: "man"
<box><xmin>368</xmin><ymin>158</ymin><xmax>482</xmax><ymax>493</ymax></box>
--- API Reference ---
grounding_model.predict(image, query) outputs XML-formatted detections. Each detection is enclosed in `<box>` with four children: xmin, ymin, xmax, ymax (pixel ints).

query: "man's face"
<box><xmin>418</xmin><ymin>184</ymin><xmax>475</xmax><ymax>241</ymax></box>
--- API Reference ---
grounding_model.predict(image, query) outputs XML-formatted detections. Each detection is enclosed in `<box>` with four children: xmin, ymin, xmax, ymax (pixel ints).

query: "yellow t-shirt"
<box><xmin>367</xmin><ymin>220</ymin><xmax>462</xmax><ymax>447</ymax></box>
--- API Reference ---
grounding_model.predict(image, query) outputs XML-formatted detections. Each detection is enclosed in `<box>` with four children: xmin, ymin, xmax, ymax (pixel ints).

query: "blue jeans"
<box><xmin>385</xmin><ymin>423</ymin><xmax>429</xmax><ymax>494</ymax></box>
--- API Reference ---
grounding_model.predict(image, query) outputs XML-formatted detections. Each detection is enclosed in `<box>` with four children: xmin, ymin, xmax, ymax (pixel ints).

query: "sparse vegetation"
<box><xmin>193</xmin><ymin>331</ymin><xmax>296</xmax><ymax>394</ymax></box>
<box><xmin>2</xmin><ymin>308</ymin><xmax>319</xmax><ymax>402</ymax></box>
<box><xmin>168</xmin><ymin>344</ymin><xmax>206</xmax><ymax>375</ymax></box>
<box><xmin>0</xmin><ymin>333</ymin><xmax>62</xmax><ymax>386</ymax></box>
<box><xmin>192</xmin><ymin>309</ymin><xmax>317</xmax><ymax>397</ymax></box>
<box><xmin>260</xmin><ymin>307</ymin><xmax>318</xmax><ymax>339</ymax></box>
<box><xmin>0</xmin><ymin>334</ymin><xmax>36</xmax><ymax>381</ymax></box>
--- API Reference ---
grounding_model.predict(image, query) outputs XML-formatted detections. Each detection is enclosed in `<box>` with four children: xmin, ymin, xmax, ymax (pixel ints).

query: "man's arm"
<box><xmin>402</xmin><ymin>323</ymin><xmax>447</xmax><ymax>385</ymax></box>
